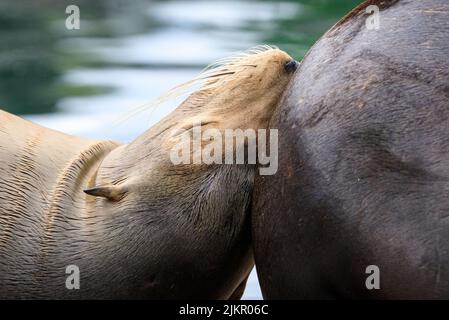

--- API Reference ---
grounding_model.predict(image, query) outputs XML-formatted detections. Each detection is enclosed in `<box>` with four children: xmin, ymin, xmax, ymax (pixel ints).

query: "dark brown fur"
<box><xmin>252</xmin><ymin>0</ymin><xmax>449</xmax><ymax>299</ymax></box>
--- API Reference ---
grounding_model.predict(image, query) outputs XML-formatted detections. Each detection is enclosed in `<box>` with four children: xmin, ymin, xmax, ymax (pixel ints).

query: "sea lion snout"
<box><xmin>284</xmin><ymin>60</ymin><xmax>298</xmax><ymax>73</ymax></box>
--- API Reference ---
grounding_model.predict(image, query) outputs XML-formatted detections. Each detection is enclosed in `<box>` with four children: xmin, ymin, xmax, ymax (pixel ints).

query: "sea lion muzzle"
<box><xmin>83</xmin><ymin>184</ymin><xmax>126</xmax><ymax>201</ymax></box>
<box><xmin>284</xmin><ymin>60</ymin><xmax>298</xmax><ymax>73</ymax></box>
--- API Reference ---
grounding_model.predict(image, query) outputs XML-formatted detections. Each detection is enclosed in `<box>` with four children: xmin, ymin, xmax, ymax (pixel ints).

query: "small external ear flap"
<box><xmin>84</xmin><ymin>184</ymin><xmax>126</xmax><ymax>201</ymax></box>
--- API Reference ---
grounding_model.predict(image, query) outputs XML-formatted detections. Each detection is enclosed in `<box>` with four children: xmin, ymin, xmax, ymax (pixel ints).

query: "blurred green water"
<box><xmin>0</xmin><ymin>0</ymin><xmax>362</xmax><ymax>115</ymax></box>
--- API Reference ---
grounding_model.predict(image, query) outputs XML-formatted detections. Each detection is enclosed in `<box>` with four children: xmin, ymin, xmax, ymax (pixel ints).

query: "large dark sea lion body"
<box><xmin>252</xmin><ymin>0</ymin><xmax>449</xmax><ymax>299</ymax></box>
<box><xmin>0</xmin><ymin>47</ymin><xmax>297</xmax><ymax>299</ymax></box>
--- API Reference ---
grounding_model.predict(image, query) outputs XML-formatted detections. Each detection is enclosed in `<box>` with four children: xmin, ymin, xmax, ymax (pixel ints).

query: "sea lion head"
<box><xmin>86</xmin><ymin>45</ymin><xmax>298</xmax><ymax>177</ymax></box>
<box><xmin>83</xmin><ymin>46</ymin><xmax>297</xmax><ymax>299</ymax></box>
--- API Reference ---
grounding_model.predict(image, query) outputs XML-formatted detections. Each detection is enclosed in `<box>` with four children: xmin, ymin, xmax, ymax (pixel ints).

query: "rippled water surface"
<box><xmin>0</xmin><ymin>0</ymin><xmax>362</xmax><ymax>299</ymax></box>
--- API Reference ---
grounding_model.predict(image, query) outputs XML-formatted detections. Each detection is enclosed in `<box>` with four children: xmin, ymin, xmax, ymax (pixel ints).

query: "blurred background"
<box><xmin>0</xmin><ymin>0</ymin><xmax>362</xmax><ymax>299</ymax></box>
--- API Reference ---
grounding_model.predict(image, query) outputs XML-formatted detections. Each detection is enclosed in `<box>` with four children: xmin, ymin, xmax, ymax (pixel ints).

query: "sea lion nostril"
<box><xmin>284</xmin><ymin>60</ymin><xmax>298</xmax><ymax>73</ymax></box>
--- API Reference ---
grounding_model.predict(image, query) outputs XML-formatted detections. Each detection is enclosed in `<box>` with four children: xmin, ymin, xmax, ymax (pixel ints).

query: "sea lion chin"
<box><xmin>0</xmin><ymin>45</ymin><xmax>297</xmax><ymax>299</ymax></box>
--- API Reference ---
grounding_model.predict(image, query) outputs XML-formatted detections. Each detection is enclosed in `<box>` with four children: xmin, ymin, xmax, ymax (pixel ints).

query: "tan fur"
<box><xmin>0</xmin><ymin>46</ymin><xmax>296</xmax><ymax>299</ymax></box>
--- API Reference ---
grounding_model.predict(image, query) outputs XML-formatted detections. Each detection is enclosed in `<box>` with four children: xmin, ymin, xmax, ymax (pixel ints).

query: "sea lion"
<box><xmin>0</xmin><ymin>46</ymin><xmax>297</xmax><ymax>299</ymax></box>
<box><xmin>252</xmin><ymin>0</ymin><xmax>449</xmax><ymax>299</ymax></box>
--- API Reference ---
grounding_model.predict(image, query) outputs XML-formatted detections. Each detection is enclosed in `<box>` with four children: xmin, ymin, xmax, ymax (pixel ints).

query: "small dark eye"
<box><xmin>284</xmin><ymin>60</ymin><xmax>298</xmax><ymax>73</ymax></box>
